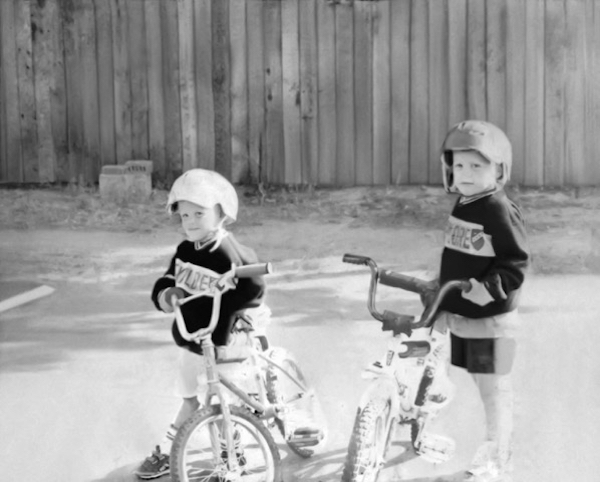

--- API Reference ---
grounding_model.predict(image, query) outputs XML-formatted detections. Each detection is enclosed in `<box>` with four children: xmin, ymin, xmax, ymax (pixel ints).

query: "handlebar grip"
<box><xmin>379</xmin><ymin>269</ymin><xmax>432</xmax><ymax>295</ymax></box>
<box><xmin>342</xmin><ymin>253</ymin><xmax>371</xmax><ymax>265</ymax></box>
<box><xmin>234</xmin><ymin>263</ymin><xmax>273</xmax><ymax>278</ymax></box>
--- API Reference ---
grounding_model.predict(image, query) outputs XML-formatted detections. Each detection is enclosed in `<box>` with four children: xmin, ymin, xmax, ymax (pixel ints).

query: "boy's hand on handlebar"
<box><xmin>216</xmin><ymin>268</ymin><xmax>238</xmax><ymax>292</ymax></box>
<box><xmin>159</xmin><ymin>287</ymin><xmax>186</xmax><ymax>313</ymax></box>
<box><xmin>419</xmin><ymin>279</ymin><xmax>439</xmax><ymax>308</ymax></box>
<box><xmin>461</xmin><ymin>278</ymin><xmax>494</xmax><ymax>306</ymax></box>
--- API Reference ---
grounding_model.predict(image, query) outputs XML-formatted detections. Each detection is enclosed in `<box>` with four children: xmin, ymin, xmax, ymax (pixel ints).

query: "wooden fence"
<box><xmin>1</xmin><ymin>0</ymin><xmax>599</xmax><ymax>187</ymax></box>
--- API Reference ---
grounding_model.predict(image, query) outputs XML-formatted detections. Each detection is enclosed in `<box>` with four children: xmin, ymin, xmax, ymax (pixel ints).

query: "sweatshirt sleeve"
<box><xmin>482</xmin><ymin>198</ymin><xmax>529</xmax><ymax>299</ymax></box>
<box><xmin>151</xmin><ymin>254</ymin><xmax>177</xmax><ymax>310</ymax></box>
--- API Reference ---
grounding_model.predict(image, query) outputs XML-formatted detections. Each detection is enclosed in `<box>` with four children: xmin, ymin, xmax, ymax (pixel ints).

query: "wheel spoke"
<box><xmin>171</xmin><ymin>406</ymin><xmax>280</xmax><ymax>482</ymax></box>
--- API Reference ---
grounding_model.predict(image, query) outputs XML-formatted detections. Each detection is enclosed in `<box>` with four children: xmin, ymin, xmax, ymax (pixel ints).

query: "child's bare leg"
<box><xmin>173</xmin><ymin>396</ymin><xmax>201</xmax><ymax>428</ymax></box>
<box><xmin>471</xmin><ymin>372</ymin><xmax>514</xmax><ymax>474</ymax></box>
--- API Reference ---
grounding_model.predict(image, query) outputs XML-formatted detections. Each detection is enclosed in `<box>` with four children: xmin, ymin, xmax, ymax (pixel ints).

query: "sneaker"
<box><xmin>134</xmin><ymin>445</ymin><xmax>170</xmax><ymax>480</ymax></box>
<box><xmin>464</xmin><ymin>442</ymin><xmax>510</xmax><ymax>482</ymax></box>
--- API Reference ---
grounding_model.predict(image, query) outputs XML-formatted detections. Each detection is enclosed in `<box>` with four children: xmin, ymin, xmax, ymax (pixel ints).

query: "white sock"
<box><xmin>159</xmin><ymin>424</ymin><xmax>178</xmax><ymax>455</ymax></box>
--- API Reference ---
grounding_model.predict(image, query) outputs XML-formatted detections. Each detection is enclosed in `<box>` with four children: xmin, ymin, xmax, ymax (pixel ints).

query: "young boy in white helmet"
<box><xmin>135</xmin><ymin>168</ymin><xmax>267</xmax><ymax>479</ymax></box>
<box><xmin>434</xmin><ymin>120</ymin><xmax>529</xmax><ymax>481</ymax></box>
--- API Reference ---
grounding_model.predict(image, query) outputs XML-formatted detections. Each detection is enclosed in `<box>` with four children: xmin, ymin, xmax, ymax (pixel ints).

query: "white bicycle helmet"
<box><xmin>440</xmin><ymin>120</ymin><xmax>512</xmax><ymax>192</ymax></box>
<box><xmin>167</xmin><ymin>168</ymin><xmax>238</xmax><ymax>224</ymax></box>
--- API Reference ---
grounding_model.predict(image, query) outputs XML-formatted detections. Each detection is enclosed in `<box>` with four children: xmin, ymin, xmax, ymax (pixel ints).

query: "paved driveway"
<box><xmin>1</xmin><ymin>255</ymin><xmax>599</xmax><ymax>482</ymax></box>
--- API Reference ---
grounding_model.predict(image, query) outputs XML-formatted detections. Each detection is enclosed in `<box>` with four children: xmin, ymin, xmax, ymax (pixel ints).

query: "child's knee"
<box><xmin>183</xmin><ymin>396</ymin><xmax>200</xmax><ymax>410</ymax></box>
<box><xmin>472</xmin><ymin>373</ymin><xmax>513</xmax><ymax>400</ymax></box>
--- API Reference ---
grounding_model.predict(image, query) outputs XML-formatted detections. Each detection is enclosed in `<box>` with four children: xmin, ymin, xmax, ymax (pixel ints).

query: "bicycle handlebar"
<box><xmin>378</xmin><ymin>269</ymin><xmax>435</xmax><ymax>295</ymax></box>
<box><xmin>234</xmin><ymin>263</ymin><xmax>273</xmax><ymax>278</ymax></box>
<box><xmin>343</xmin><ymin>253</ymin><xmax>471</xmax><ymax>336</ymax></box>
<box><xmin>173</xmin><ymin>262</ymin><xmax>272</xmax><ymax>342</ymax></box>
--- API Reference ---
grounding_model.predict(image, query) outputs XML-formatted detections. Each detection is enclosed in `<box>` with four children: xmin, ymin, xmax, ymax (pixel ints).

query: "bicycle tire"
<box><xmin>341</xmin><ymin>397</ymin><xmax>394</xmax><ymax>482</ymax></box>
<box><xmin>170</xmin><ymin>404</ymin><xmax>282</xmax><ymax>482</ymax></box>
<box><xmin>265</xmin><ymin>348</ymin><xmax>325</xmax><ymax>458</ymax></box>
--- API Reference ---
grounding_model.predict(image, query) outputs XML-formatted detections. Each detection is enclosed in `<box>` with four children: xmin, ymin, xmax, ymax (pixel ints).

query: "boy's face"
<box><xmin>452</xmin><ymin>150</ymin><xmax>499</xmax><ymax>196</ymax></box>
<box><xmin>177</xmin><ymin>200</ymin><xmax>223</xmax><ymax>242</ymax></box>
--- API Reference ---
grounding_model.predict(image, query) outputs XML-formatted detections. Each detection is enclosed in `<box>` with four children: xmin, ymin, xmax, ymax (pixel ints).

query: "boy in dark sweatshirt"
<box><xmin>436</xmin><ymin>120</ymin><xmax>529</xmax><ymax>482</ymax></box>
<box><xmin>135</xmin><ymin>169</ymin><xmax>266</xmax><ymax>479</ymax></box>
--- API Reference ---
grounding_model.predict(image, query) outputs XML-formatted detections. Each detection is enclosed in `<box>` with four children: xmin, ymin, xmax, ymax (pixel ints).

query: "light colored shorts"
<box><xmin>175</xmin><ymin>304</ymin><xmax>272</xmax><ymax>399</ymax></box>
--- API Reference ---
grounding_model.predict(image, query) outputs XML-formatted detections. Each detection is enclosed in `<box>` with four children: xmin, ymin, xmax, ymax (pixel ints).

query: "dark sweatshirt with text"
<box><xmin>439</xmin><ymin>190</ymin><xmax>529</xmax><ymax>319</ymax></box>
<box><xmin>152</xmin><ymin>234</ymin><xmax>265</xmax><ymax>348</ymax></box>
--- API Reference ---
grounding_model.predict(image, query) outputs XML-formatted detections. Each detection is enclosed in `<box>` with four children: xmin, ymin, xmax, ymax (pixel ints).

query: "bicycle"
<box><xmin>340</xmin><ymin>254</ymin><xmax>471</xmax><ymax>482</ymax></box>
<box><xmin>168</xmin><ymin>263</ymin><xmax>327</xmax><ymax>482</ymax></box>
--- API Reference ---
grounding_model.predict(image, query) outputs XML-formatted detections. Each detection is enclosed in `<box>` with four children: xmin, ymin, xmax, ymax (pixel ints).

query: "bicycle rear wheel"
<box><xmin>265</xmin><ymin>348</ymin><xmax>327</xmax><ymax>458</ymax></box>
<box><xmin>341</xmin><ymin>397</ymin><xmax>394</xmax><ymax>482</ymax></box>
<box><xmin>170</xmin><ymin>405</ymin><xmax>282</xmax><ymax>482</ymax></box>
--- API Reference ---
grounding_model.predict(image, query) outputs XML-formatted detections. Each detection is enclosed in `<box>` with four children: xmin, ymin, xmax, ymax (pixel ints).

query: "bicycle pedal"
<box><xmin>287</xmin><ymin>428</ymin><xmax>325</xmax><ymax>447</ymax></box>
<box><xmin>415</xmin><ymin>433</ymin><xmax>455</xmax><ymax>464</ymax></box>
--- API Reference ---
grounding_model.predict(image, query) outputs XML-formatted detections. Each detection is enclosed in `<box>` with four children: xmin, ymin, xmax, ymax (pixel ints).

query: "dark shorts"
<box><xmin>450</xmin><ymin>333</ymin><xmax>516</xmax><ymax>375</ymax></box>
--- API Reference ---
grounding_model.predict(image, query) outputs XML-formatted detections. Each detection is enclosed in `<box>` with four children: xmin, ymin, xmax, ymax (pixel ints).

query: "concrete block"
<box><xmin>99</xmin><ymin>160</ymin><xmax>154</xmax><ymax>204</ymax></box>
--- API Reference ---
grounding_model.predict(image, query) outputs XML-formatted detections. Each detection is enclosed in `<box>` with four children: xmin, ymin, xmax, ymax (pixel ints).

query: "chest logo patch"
<box><xmin>174</xmin><ymin>260</ymin><xmax>221</xmax><ymax>296</ymax></box>
<box><xmin>445</xmin><ymin>216</ymin><xmax>495</xmax><ymax>257</ymax></box>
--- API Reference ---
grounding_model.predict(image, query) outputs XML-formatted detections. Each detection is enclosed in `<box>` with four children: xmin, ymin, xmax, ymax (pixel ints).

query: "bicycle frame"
<box><xmin>343</xmin><ymin>254</ymin><xmax>471</xmax><ymax>463</ymax></box>
<box><xmin>171</xmin><ymin>263</ymin><xmax>308</xmax><ymax>468</ymax></box>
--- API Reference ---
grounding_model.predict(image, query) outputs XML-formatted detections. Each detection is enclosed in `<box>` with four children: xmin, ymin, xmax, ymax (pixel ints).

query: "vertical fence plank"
<box><xmin>0</xmin><ymin>0</ymin><xmax>21</xmax><ymax>182</ymax></box>
<box><xmin>299</xmin><ymin>0</ymin><xmax>318</xmax><ymax>185</ymax></box>
<box><xmin>230</xmin><ymin>0</ymin><xmax>249</xmax><ymax>182</ymax></box>
<box><xmin>178</xmin><ymin>0</ymin><xmax>197</xmax><ymax>172</ymax></box>
<box><xmin>544</xmin><ymin>0</ymin><xmax>566</xmax><ymax>186</ymax></box>
<box><xmin>584</xmin><ymin>0</ymin><xmax>600</xmax><ymax>184</ymax></box>
<box><xmin>316</xmin><ymin>0</ymin><xmax>336</xmax><ymax>185</ymax></box>
<box><xmin>524</xmin><ymin>0</ymin><xmax>544</xmax><ymax>186</ymax></box>
<box><xmin>31</xmin><ymin>0</ymin><xmax>57</xmax><ymax>183</ymax></box>
<box><xmin>246</xmin><ymin>0</ymin><xmax>264</xmax><ymax>183</ymax></box>
<box><xmin>212</xmin><ymin>0</ymin><xmax>231</xmax><ymax>176</ymax></box>
<box><xmin>506</xmin><ymin>0</ymin><xmax>526</xmax><ymax>184</ymax></box>
<box><xmin>15</xmin><ymin>0</ymin><xmax>38</xmax><ymax>182</ymax></box>
<box><xmin>80</xmin><ymin>0</ymin><xmax>101</xmax><ymax>183</ymax></box>
<box><xmin>0</xmin><ymin>10</ymin><xmax>5</xmax><ymax>180</ymax></box>
<box><xmin>486</xmin><ymin>0</ymin><xmax>507</xmax><ymax>132</ymax></box>
<box><xmin>96</xmin><ymin>0</ymin><xmax>116</xmax><ymax>169</ymax></box>
<box><xmin>428</xmin><ymin>0</ymin><xmax>448</xmax><ymax>184</ymax></box>
<box><xmin>564</xmin><ymin>0</ymin><xmax>585</xmax><ymax>185</ymax></box>
<box><xmin>145</xmin><ymin>0</ymin><xmax>165</xmax><ymax>176</ymax></box>
<box><xmin>447</xmin><ymin>0</ymin><xmax>467</xmax><ymax>127</ymax></box>
<box><xmin>111</xmin><ymin>0</ymin><xmax>132</xmax><ymax>165</ymax></box>
<box><xmin>161</xmin><ymin>0</ymin><xmax>182</xmax><ymax>181</ymax></box>
<box><xmin>194</xmin><ymin>0</ymin><xmax>215</xmax><ymax>171</ymax></box>
<box><xmin>281</xmin><ymin>0</ymin><xmax>302</xmax><ymax>184</ymax></box>
<box><xmin>409</xmin><ymin>0</ymin><xmax>428</xmax><ymax>184</ymax></box>
<box><xmin>466</xmin><ymin>0</ymin><xmax>486</xmax><ymax>120</ymax></box>
<box><xmin>49</xmin><ymin>0</ymin><xmax>68</xmax><ymax>182</ymax></box>
<box><xmin>373</xmin><ymin>0</ymin><xmax>391</xmax><ymax>185</ymax></box>
<box><xmin>390</xmin><ymin>0</ymin><xmax>410</xmax><ymax>185</ymax></box>
<box><xmin>128</xmin><ymin>0</ymin><xmax>148</xmax><ymax>161</ymax></box>
<box><xmin>335</xmin><ymin>1</ymin><xmax>355</xmax><ymax>186</ymax></box>
<box><xmin>353</xmin><ymin>0</ymin><xmax>373</xmax><ymax>185</ymax></box>
<box><xmin>264</xmin><ymin>0</ymin><xmax>284</xmax><ymax>184</ymax></box>
<box><xmin>63</xmin><ymin>0</ymin><xmax>84</xmax><ymax>182</ymax></box>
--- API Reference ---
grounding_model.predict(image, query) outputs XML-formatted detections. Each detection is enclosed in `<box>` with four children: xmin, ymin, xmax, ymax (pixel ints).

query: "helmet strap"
<box><xmin>193</xmin><ymin>219</ymin><xmax>229</xmax><ymax>252</ymax></box>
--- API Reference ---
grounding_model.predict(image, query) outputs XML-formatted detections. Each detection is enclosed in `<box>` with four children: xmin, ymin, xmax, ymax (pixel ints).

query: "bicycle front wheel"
<box><xmin>170</xmin><ymin>405</ymin><xmax>282</xmax><ymax>482</ymax></box>
<box><xmin>341</xmin><ymin>397</ymin><xmax>394</xmax><ymax>482</ymax></box>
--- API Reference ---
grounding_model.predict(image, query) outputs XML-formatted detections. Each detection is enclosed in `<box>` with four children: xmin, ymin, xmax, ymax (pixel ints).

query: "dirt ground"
<box><xmin>1</xmin><ymin>183</ymin><xmax>600</xmax><ymax>279</ymax></box>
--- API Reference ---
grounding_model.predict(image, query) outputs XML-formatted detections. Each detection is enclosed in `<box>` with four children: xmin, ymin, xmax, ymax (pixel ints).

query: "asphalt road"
<box><xmin>1</xmin><ymin>260</ymin><xmax>600</xmax><ymax>482</ymax></box>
